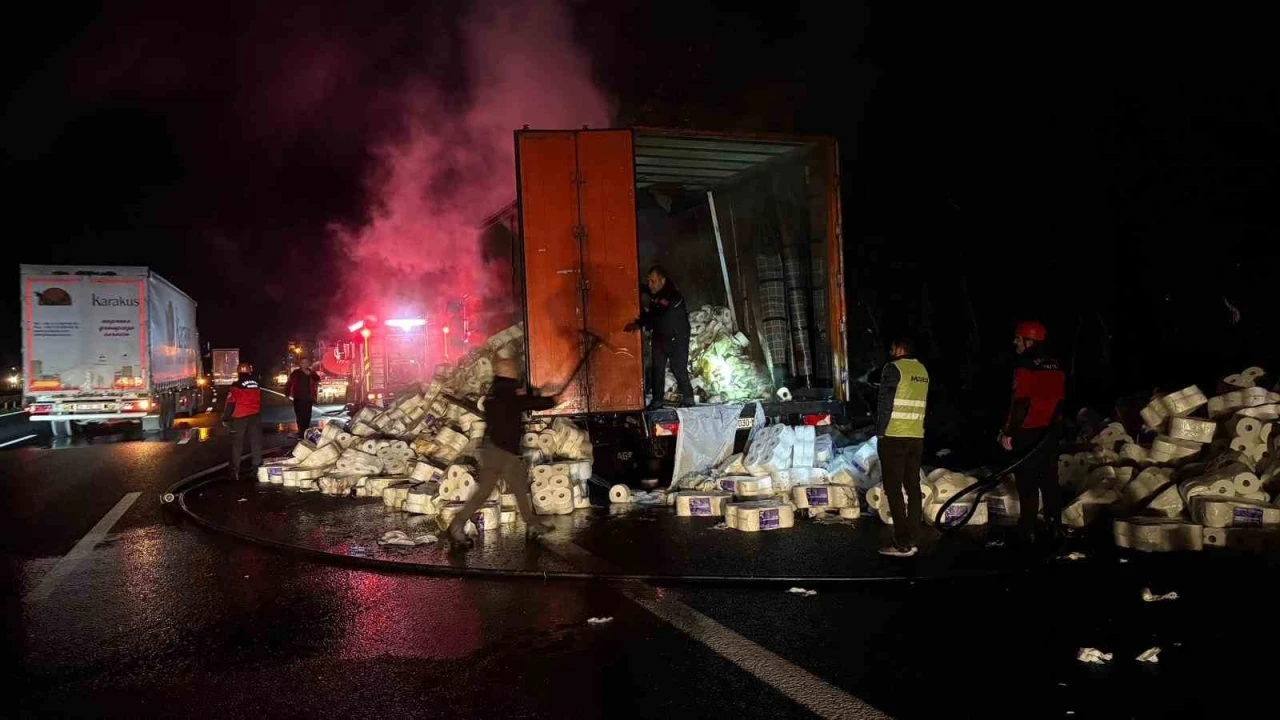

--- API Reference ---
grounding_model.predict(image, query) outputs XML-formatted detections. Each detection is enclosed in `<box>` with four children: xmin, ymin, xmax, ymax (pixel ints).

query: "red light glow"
<box><xmin>347</xmin><ymin>320</ymin><xmax>365</xmax><ymax>332</ymax></box>
<box><xmin>386</xmin><ymin>318</ymin><xmax>427</xmax><ymax>330</ymax></box>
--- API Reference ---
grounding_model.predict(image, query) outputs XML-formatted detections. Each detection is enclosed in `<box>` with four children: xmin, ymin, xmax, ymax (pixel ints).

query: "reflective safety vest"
<box><xmin>886</xmin><ymin>358</ymin><xmax>929</xmax><ymax>438</ymax></box>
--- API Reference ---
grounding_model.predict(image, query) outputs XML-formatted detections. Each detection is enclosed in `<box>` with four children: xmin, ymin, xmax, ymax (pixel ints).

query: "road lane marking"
<box><xmin>0</xmin><ymin>433</ymin><xmax>38</xmax><ymax>448</ymax></box>
<box><xmin>543</xmin><ymin>541</ymin><xmax>889</xmax><ymax>720</ymax></box>
<box><xmin>0</xmin><ymin>409</ymin><xmax>30</xmax><ymax>418</ymax></box>
<box><xmin>23</xmin><ymin>492</ymin><xmax>142</xmax><ymax>604</ymax></box>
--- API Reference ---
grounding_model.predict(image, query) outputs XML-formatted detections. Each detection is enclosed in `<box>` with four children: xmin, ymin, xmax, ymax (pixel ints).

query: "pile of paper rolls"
<box><xmin>662</xmin><ymin>305</ymin><xmax>773</xmax><ymax>404</ymax></box>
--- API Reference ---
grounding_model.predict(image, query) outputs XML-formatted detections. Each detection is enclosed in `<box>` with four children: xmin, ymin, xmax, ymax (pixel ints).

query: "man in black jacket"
<box><xmin>448</xmin><ymin>359</ymin><xmax>559</xmax><ymax>547</ymax></box>
<box><xmin>285</xmin><ymin>356</ymin><xmax>321</xmax><ymax>437</ymax></box>
<box><xmin>625</xmin><ymin>265</ymin><xmax>695</xmax><ymax>410</ymax></box>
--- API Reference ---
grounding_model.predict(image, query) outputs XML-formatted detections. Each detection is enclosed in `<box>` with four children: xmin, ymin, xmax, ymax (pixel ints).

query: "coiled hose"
<box><xmin>932</xmin><ymin>428</ymin><xmax>1058</xmax><ymax>530</ymax></box>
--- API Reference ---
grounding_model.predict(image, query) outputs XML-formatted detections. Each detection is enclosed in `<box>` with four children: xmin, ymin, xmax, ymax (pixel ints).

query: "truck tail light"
<box><xmin>28</xmin><ymin>403</ymin><xmax>53</xmax><ymax>415</ymax></box>
<box><xmin>802</xmin><ymin>413</ymin><xmax>832</xmax><ymax>426</ymax></box>
<box><xmin>121</xmin><ymin>399</ymin><xmax>150</xmax><ymax>412</ymax></box>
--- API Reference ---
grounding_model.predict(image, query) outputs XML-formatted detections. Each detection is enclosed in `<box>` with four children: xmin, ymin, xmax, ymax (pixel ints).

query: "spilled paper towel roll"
<box><xmin>725</xmin><ymin>500</ymin><xmax>795</xmax><ymax>532</ymax></box>
<box><xmin>609</xmin><ymin>484</ymin><xmax>633</xmax><ymax>504</ymax></box>
<box><xmin>1113</xmin><ymin>517</ymin><xmax>1203</xmax><ymax>552</ymax></box>
<box><xmin>674</xmin><ymin>491</ymin><xmax>732</xmax><ymax>517</ymax></box>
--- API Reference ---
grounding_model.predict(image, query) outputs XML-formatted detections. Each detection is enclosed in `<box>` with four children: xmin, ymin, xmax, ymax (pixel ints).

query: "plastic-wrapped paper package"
<box><xmin>674</xmin><ymin>491</ymin><xmax>732</xmax><ymax>517</ymax></box>
<box><xmin>744</xmin><ymin>424</ymin><xmax>796</xmax><ymax>476</ymax></box>
<box><xmin>363</xmin><ymin>476</ymin><xmax>400</xmax><ymax>498</ymax></box>
<box><xmin>1092</xmin><ymin>422</ymin><xmax>1133</xmax><ymax>450</ymax></box>
<box><xmin>1140</xmin><ymin>398</ymin><xmax>1168</xmax><ymax>430</ymax></box>
<box><xmin>282</xmin><ymin>467</ymin><xmax>327</xmax><ymax>485</ymax></box>
<box><xmin>1113</xmin><ymin>517</ymin><xmax>1204</xmax><ymax>552</ymax></box>
<box><xmin>716</xmin><ymin>453</ymin><xmax>747</xmax><ymax>476</ymax></box>
<box><xmin>317</xmin><ymin>475</ymin><xmax>361</xmax><ymax>496</ymax></box>
<box><xmin>1191</xmin><ymin>496</ymin><xmax>1280</xmax><ymax>528</ymax></box>
<box><xmin>930</xmin><ymin>472</ymin><xmax>976</xmax><ymax>502</ymax></box>
<box><xmin>927</xmin><ymin>500</ymin><xmax>989</xmax><ymax>526</ymax></box>
<box><xmin>1119</xmin><ymin>443</ymin><xmax>1151</xmax><ymax>465</ymax></box>
<box><xmin>411</xmin><ymin>461</ymin><xmax>446</xmax><ymax>483</ymax></box>
<box><xmin>729</xmin><ymin>475</ymin><xmax>773</xmax><ymax>498</ymax></box>
<box><xmin>1062</xmin><ymin>488</ymin><xmax>1120</xmax><ymax>528</ymax></box>
<box><xmin>1123</xmin><ymin>467</ymin><xmax>1175</xmax><ymax>506</ymax></box>
<box><xmin>404</xmin><ymin>484</ymin><xmax>441</xmax><ymax>515</ymax></box>
<box><xmin>1239</xmin><ymin>404</ymin><xmax>1280</xmax><ymax>421</ymax></box>
<box><xmin>791</xmin><ymin>484</ymin><xmax>855</xmax><ymax>510</ymax></box>
<box><xmin>1161</xmin><ymin>385</ymin><xmax>1208</xmax><ymax>417</ymax></box>
<box><xmin>844</xmin><ymin>438</ymin><xmax>881</xmax><ymax>490</ymax></box>
<box><xmin>297</xmin><ymin>442</ymin><xmax>340</xmax><ymax>470</ymax></box>
<box><xmin>336</xmin><ymin>449</ymin><xmax>383</xmax><ymax>475</ymax></box>
<box><xmin>1086</xmin><ymin>465</ymin><xmax>1133</xmax><ymax>492</ymax></box>
<box><xmin>814</xmin><ymin>435</ymin><xmax>833</xmax><ymax>466</ymax></box>
<box><xmin>791</xmin><ymin>426</ymin><xmax>816</xmax><ymax>468</ymax></box>
<box><xmin>985</xmin><ymin>481</ymin><xmax>1022</xmax><ymax>520</ymax></box>
<box><xmin>1203</xmin><ymin>526</ymin><xmax>1280</xmax><ymax>550</ymax></box>
<box><xmin>725</xmin><ymin>500</ymin><xmax>795</xmax><ymax>532</ymax></box>
<box><xmin>382</xmin><ymin>480</ymin><xmax>416</xmax><ymax>510</ymax></box>
<box><xmin>291</xmin><ymin>440</ymin><xmax>317</xmax><ymax>461</ymax></box>
<box><xmin>1169</xmin><ymin>417</ymin><xmax>1216</xmax><ymax>444</ymax></box>
<box><xmin>826</xmin><ymin>456</ymin><xmax>857</xmax><ymax>486</ymax></box>
<box><xmin>1149</xmin><ymin>435</ymin><xmax>1203</xmax><ymax>464</ymax></box>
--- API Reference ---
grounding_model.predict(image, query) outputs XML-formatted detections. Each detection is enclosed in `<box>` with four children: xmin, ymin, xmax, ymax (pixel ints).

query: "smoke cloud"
<box><xmin>331</xmin><ymin>0</ymin><xmax>613</xmax><ymax>358</ymax></box>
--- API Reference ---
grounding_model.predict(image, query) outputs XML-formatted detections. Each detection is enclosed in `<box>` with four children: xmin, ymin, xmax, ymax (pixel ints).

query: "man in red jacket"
<box><xmin>223</xmin><ymin>364</ymin><xmax>263</xmax><ymax>481</ymax></box>
<box><xmin>285</xmin><ymin>356</ymin><xmax>321</xmax><ymax>437</ymax></box>
<box><xmin>998</xmin><ymin>321</ymin><xmax>1066</xmax><ymax>543</ymax></box>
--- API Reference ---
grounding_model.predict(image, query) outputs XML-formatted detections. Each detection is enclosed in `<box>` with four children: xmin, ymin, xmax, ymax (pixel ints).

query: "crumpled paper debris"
<box><xmin>1141</xmin><ymin>588</ymin><xmax>1179</xmax><ymax>602</ymax></box>
<box><xmin>586</xmin><ymin>617</ymin><xmax>613</xmax><ymax>625</ymax></box>
<box><xmin>1136</xmin><ymin>647</ymin><xmax>1161</xmax><ymax>663</ymax></box>
<box><xmin>378</xmin><ymin>530</ymin><xmax>439</xmax><ymax>546</ymax></box>
<box><xmin>1077</xmin><ymin>648</ymin><xmax>1113</xmax><ymax>664</ymax></box>
<box><xmin>787</xmin><ymin>587</ymin><xmax>818</xmax><ymax>597</ymax></box>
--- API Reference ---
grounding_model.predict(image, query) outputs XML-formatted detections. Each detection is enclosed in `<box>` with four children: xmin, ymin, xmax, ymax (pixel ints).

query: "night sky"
<box><xmin>4</xmin><ymin>2</ymin><xmax>1276</xmax><ymax>408</ymax></box>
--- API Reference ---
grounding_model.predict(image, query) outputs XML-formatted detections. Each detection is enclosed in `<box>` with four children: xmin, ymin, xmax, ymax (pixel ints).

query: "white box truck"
<box><xmin>19</xmin><ymin>264</ymin><xmax>207</xmax><ymax>435</ymax></box>
<box><xmin>211</xmin><ymin>348</ymin><xmax>240</xmax><ymax>386</ymax></box>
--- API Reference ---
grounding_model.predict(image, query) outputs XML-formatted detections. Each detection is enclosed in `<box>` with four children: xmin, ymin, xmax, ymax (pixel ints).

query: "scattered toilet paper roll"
<box><xmin>674</xmin><ymin>491</ymin><xmax>732</xmax><ymax>517</ymax></box>
<box><xmin>1119</xmin><ymin>443</ymin><xmax>1150</xmax><ymax>465</ymax></box>
<box><xmin>297</xmin><ymin>443</ymin><xmax>340</xmax><ymax>469</ymax></box>
<box><xmin>258</xmin><ymin>466</ymin><xmax>285</xmax><ymax>483</ymax></box>
<box><xmin>838</xmin><ymin>507</ymin><xmax>860</xmax><ymax>520</ymax></box>
<box><xmin>550</xmin><ymin>463</ymin><xmax>571</xmax><ymax>477</ymax></box>
<box><xmin>1168</xmin><ymin>417</ymin><xmax>1217</xmax><ymax>444</ymax></box>
<box><xmin>927</xmin><ymin>500</ymin><xmax>989</xmax><ymax>526</ymax></box>
<box><xmin>1113</xmin><ymin>517</ymin><xmax>1204</xmax><ymax>552</ymax></box>
<box><xmin>548</xmin><ymin>474</ymin><xmax>572</xmax><ymax>489</ymax></box>
<box><xmin>609</xmin><ymin>484</ymin><xmax>633</xmax><ymax>504</ymax></box>
<box><xmin>866</xmin><ymin>485</ymin><xmax>885</xmax><ymax>510</ymax></box>
<box><xmin>1150</xmin><ymin>435</ymin><xmax>1202</xmax><ymax>463</ymax></box>
<box><xmin>1241</xmin><ymin>366</ymin><xmax>1267</xmax><ymax>379</ymax></box>
<box><xmin>1230</xmin><ymin>416</ymin><xmax>1263</xmax><ymax>440</ymax></box>
<box><xmin>1191</xmin><ymin>496</ymin><xmax>1280</xmax><ymax>528</ymax></box>
<box><xmin>500</xmin><ymin>509</ymin><xmax>517</xmax><ymax>524</ymax></box>
<box><xmin>521</xmin><ymin>432</ymin><xmax>541</xmax><ymax>449</ymax></box>
<box><xmin>411</xmin><ymin>461</ymin><xmax>445</xmax><ymax>483</ymax></box>
<box><xmin>530</xmin><ymin>476</ymin><xmax>551</xmax><ymax>493</ymax></box>
<box><xmin>530</xmin><ymin>465</ymin><xmax>553</xmax><ymax>481</ymax></box>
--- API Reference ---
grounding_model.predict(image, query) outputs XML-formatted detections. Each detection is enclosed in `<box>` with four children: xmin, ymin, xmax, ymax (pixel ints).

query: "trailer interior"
<box><xmin>514</xmin><ymin>127</ymin><xmax>846</xmax><ymax>419</ymax></box>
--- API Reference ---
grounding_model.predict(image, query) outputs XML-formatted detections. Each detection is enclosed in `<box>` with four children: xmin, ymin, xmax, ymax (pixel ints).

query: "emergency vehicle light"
<box><xmin>386</xmin><ymin>318</ymin><xmax>426</xmax><ymax>330</ymax></box>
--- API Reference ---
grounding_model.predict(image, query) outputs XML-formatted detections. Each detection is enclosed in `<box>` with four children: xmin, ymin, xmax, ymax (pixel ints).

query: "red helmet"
<box><xmin>1015</xmin><ymin>321</ymin><xmax>1046</xmax><ymax>342</ymax></box>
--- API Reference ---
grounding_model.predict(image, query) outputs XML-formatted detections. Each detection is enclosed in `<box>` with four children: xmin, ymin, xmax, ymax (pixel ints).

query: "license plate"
<box><xmin>76</xmin><ymin>404</ymin><xmax>106</xmax><ymax>411</ymax></box>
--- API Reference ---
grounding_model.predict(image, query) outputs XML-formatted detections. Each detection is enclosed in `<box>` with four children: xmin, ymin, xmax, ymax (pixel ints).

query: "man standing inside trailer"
<box><xmin>625</xmin><ymin>266</ymin><xmax>696</xmax><ymax>409</ymax></box>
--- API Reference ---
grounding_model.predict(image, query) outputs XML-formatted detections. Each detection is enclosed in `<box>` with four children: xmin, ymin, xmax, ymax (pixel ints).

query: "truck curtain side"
<box><xmin>211</xmin><ymin>348</ymin><xmax>240</xmax><ymax>386</ymax></box>
<box><xmin>20</xmin><ymin>264</ymin><xmax>204</xmax><ymax>433</ymax></box>
<box><xmin>512</xmin><ymin>127</ymin><xmax>848</xmax><ymax>418</ymax></box>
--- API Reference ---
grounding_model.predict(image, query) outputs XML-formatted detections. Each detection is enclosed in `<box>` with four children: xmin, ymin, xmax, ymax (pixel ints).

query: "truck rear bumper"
<box><xmin>27</xmin><ymin>413</ymin><xmax>151</xmax><ymax>423</ymax></box>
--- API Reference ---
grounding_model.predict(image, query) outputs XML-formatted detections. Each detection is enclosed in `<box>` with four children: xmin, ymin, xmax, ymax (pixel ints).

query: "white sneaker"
<box><xmin>879</xmin><ymin>545</ymin><xmax>919</xmax><ymax>558</ymax></box>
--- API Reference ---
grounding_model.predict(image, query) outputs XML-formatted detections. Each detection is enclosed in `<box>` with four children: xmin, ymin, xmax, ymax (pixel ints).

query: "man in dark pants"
<box><xmin>624</xmin><ymin>265</ymin><xmax>695</xmax><ymax>410</ymax></box>
<box><xmin>998</xmin><ymin>320</ymin><xmax>1066</xmax><ymax>544</ymax></box>
<box><xmin>285</xmin><ymin>356</ymin><xmax>321</xmax><ymax>437</ymax></box>
<box><xmin>222</xmin><ymin>364</ymin><xmax>263</xmax><ymax>481</ymax></box>
<box><xmin>448</xmin><ymin>359</ymin><xmax>559</xmax><ymax>547</ymax></box>
<box><xmin>876</xmin><ymin>337</ymin><xmax>930</xmax><ymax>557</ymax></box>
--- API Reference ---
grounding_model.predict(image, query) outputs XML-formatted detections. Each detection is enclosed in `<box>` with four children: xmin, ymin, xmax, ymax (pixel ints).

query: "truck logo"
<box><xmin>91</xmin><ymin>294</ymin><xmax>140</xmax><ymax>307</ymax></box>
<box><xmin>36</xmin><ymin>288</ymin><xmax>72</xmax><ymax>306</ymax></box>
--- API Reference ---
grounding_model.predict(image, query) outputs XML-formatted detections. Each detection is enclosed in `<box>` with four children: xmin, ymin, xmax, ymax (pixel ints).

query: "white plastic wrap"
<box><xmin>744</xmin><ymin>424</ymin><xmax>796</xmax><ymax>476</ymax></box>
<box><xmin>1168</xmin><ymin>417</ymin><xmax>1216</xmax><ymax>444</ymax></box>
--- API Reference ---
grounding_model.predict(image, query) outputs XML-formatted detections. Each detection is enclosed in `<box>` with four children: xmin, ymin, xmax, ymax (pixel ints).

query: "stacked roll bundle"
<box><xmin>411</xmin><ymin>460</ymin><xmax>446</xmax><ymax>483</ymax></box>
<box><xmin>317</xmin><ymin>475</ymin><xmax>360</xmax><ymax>496</ymax></box>
<box><xmin>791</xmin><ymin>426</ymin><xmax>816</xmax><ymax>468</ymax></box>
<box><xmin>1092</xmin><ymin>422</ymin><xmax>1133</xmax><ymax>450</ymax></box>
<box><xmin>744</xmin><ymin>424</ymin><xmax>796</xmax><ymax>476</ymax></box>
<box><xmin>1168</xmin><ymin>417</ymin><xmax>1216</xmax><ymax>445</ymax></box>
<box><xmin>1149</xmin><ymin>435</ymin><xmax>1203</xmax><ymax>464</ymax></box>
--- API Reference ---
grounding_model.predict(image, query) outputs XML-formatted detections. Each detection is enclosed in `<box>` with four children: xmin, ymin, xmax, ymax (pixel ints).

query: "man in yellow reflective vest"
<box><xmin>876</xmin><ymin>337</ymin><xmax>929</xmax><ymax>557</ymax></box>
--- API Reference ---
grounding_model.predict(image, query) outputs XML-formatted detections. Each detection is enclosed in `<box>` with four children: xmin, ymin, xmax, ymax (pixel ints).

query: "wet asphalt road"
<box><xmin>5</xmin><ymin>393</ymin><xmax>1280</xmax><ymax>718</ymax></box>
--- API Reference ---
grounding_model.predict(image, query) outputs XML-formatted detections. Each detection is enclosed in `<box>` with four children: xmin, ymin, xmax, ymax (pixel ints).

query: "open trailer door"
<box><xmin>516</xmin><ymin>129</ymin><xmax>644</xmax><ymax>414</ymax></box>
